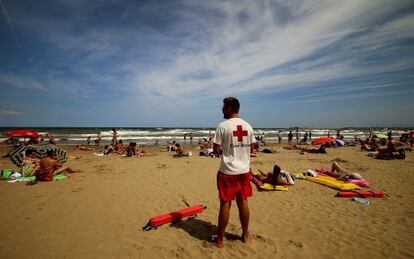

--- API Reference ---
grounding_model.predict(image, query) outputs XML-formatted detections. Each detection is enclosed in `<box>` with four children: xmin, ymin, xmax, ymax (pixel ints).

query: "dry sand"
<box><xmin>0</xmin><ymin>144</ymin><xmax>413</xmax><ymax>259</ymax></box>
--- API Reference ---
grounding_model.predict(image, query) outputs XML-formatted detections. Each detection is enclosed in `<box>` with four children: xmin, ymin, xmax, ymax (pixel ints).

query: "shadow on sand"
<box><xmin>171</xmin><ymin>218</ymin><xmax>241</xmax><ymax>242</ymax></box>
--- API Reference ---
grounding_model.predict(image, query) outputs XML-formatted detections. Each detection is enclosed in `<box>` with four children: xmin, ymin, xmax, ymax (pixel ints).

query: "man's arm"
<box><xmin>213</xmin><ymin>143</ymin><xmax>221</xmax><ymax>157</ymax></box>
<box><xmin>250</xmin><ymin>143</ymin><xmax>255</xmax><ymax>154</ymax></box>
<box><xmin>54</xmin><ymin>159</ymin><xmax>62</xmax><ymax>168</ymax></box>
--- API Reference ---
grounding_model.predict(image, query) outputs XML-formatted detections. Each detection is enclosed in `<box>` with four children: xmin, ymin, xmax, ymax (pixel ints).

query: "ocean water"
<box><xmin>1</xmin><ymin>127</ymin><xmax>411</xmax><ymax>145</ymax></box>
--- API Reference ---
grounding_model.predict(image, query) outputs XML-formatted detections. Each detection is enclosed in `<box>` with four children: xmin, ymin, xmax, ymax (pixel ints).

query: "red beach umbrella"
<box><xmin>3</xmin><ymin>129</ymin><xmax>41</xmax><ymax>138</ymax></box>
<box><xmin>311</xmin><ymin>137</ymin><xmax>335</xmax><ymax>145</ymax></box>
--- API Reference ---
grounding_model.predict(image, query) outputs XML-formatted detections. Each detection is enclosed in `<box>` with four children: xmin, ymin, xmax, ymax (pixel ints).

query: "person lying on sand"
<box><xmin>374</xmin><ymin>141</ymin><xmax>405</xmax><ymax>160</ymax></box>
<box><xmin>75</xmin><ymin>145</ymin><xmax>94</xmax><ymax>151</ymax></box>
<box><xmin>21</xmin><ymin>149</ymin><xmax>40</xmax><ymax>176</ymax></box>
<box><xmin>331</xmin><ymin>162</ymin><xmax>362</xmax><ymax>180</ymax></box>
<box><xmin>283</xmin><ymin>144</ymin><xmax>302</xmax><ymax>150</ymax></box>
<box><xmin>252</xmin><ymin>165</ymin><xmax>294</xmax><ymax>185</ymax></box>
<box><xmin>253</xmin><ymin>165</ymin><xmax>280</xmax><ymax>186</ymax></box>
<box><xmin>300</xmin><ymin>145</ymin><xmax>327</xmax><ymax>154</ymax></box>
<box><xmin>35</xmin><ymin>150</ymin><xmax>76</xmax><ymax>181</ymax></box>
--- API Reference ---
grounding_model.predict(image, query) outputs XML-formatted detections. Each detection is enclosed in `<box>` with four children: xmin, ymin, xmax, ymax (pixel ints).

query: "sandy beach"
<box><xmin>0</xmin><ymin>144</ymin><xmax>413</xmax><ymax>259</ymax></box>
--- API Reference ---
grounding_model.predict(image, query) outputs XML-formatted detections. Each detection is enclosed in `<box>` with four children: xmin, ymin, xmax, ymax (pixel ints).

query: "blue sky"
<box><xmin>1</xmin><ymin>0</ymin><xmax>413</xmax><ymax>128</ymax></box>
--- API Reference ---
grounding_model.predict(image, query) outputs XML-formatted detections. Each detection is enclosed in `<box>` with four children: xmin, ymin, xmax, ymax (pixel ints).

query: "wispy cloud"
<box><xmin>125</xmin><ymin>0</ymin><xmax>414</xmax><ymax>102</ymax></box>
<box><xmin>0</xmin><ymin>0</ymin><xmax>413</xmax><ymax>126</ymax></box>
<box><xmin>0</xmin><ymin>0</ymin><xmax>18</xmax><ymax>45</ymax></box>
<box><xmin>0</xmin><ymin>110</ymin><xmax>22</xmax><ymax>115</ymax></box>
<box><xmin>0</xmin><ymin>73</ymin><xmax>45</xmax><ymax>90</ymax></box>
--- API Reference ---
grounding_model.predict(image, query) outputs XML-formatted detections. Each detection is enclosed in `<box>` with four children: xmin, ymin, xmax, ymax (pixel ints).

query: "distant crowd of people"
<box><xmin>359</xmin><ymin>132</ymin><xmax>408</xmax><ymax>160</ymax></box>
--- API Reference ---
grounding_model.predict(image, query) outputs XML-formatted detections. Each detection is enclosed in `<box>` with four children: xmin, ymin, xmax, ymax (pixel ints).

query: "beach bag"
<box><xmin>262</xmin><ymin>149</ymin><xmax>272</xmax><ymax>153</ymax></box>
<box><xmin>1</xmin><ymin>169</ymin><xmax>13</xmax><ymax>180</ymax></box>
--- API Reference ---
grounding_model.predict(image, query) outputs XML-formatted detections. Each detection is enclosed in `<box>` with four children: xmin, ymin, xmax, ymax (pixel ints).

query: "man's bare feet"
<box><xmin>213</xmin><ymin>240</ymin><xmax>225</xmax><ymax>248</ymax></box>
<box><xmin>241</xmin><ymin>232</ymin><xmax>250</xmax><ymax>243</ymax></box>
<box><xmin>212</xmin><ymin>236</ymin><xmax>225</xmax><ymax>248</ymax></box>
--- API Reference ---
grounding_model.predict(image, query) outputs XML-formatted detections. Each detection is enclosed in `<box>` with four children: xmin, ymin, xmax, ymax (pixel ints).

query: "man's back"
<box><xmin>214</xmin><ymin>117</ymin><xmax>254</xmax><ymax>175</ymax></box>
<box><xmin>39</xmin><ymin>157</ymin><xmax>60</xmax><ymax>172</ymax></box>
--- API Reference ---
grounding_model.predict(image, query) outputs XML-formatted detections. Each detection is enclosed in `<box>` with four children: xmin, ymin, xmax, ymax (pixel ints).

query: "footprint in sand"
<box><xmin>157</xmin><ymin>163</ymin><xmax>170</xmax><ymax>169</ymax></box>
<box><xmin>288</xmin><ymin>239</ymin><xmax>303</xmax><ymax>248</ymax></box>
<box><xmin>37</xmin><ymin>202</ymin><xmax>46</xmax><ymax>210</ymax></box>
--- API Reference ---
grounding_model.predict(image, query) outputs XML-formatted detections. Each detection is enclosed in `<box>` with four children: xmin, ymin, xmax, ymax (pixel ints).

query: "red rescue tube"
<box><xmin>336</xmin><ymin>191</ymin><xmax>384</xmax><ymax>198</ymax></box>
<box><xmin>144</xmin><ymin>205</ymin><xmax>206</xmax><ymax>230</ymax></box>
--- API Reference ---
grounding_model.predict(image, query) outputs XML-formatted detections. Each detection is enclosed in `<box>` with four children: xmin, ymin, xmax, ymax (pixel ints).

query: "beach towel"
<box><xmin>315</xmin><ymin>168</ymin><xmax>370</xmax><ymax>187</ymax></box>
<box><xmin>306</xmin><ymin>176</ymin><xmax>360</xmax><ymax>191</ymax></box>
<box><xmin>1</xmin><ymin>169</ymin><xmax>14</xmax><ymax>180</ymax></box>
<box><xmin>8</xmin><ymin>174</ymin><xmax>66</xmax><ymax>183</ymax></box>
<box><xmin>251</xmin><ymin>177</ymin><xmax>289</xmax><ymax>191</ymax></box>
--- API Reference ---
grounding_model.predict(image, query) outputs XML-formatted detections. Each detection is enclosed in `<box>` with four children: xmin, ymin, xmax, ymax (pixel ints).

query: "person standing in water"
<box><xmin>277</xmin><ymin>130</ymin><xmax>282</xmax><ymax>144</ymax></box>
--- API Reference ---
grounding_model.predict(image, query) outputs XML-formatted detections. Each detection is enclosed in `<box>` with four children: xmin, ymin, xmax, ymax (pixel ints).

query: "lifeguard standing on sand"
<box><xmin>213</xmin><ymin>97</ymin><xmax>255</xmax><ymax>248</ymax></box>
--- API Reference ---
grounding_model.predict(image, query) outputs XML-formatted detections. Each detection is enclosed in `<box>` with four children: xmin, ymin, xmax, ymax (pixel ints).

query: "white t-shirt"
<box><xmin>213</xmin><ymin>118</ymin><xmax>255</xmax><ymax>175</ymax></box>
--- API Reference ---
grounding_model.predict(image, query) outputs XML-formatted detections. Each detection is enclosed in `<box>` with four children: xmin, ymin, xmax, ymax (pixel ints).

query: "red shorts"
<box><xmin>217</xmin><ymin>171</ymin><xmax>252</xmax><ymax>202</ymax></box>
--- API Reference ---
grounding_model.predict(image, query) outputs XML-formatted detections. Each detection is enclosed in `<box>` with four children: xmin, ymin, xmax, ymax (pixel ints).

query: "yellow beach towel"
<box><xmin>306</xmin><ymin>176</ymin><xmax>360</xmax><ymax>191</ymax></box>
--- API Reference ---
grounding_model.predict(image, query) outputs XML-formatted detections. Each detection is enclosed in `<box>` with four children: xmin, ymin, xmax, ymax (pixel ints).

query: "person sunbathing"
<box><xmin>126</xmin><ymin>142</ymin><xmax>138</xmax><ymax>156</ymax></box>
<box><xmin>359</xmin><ymin>139</ymin><xmax>372</xmax><ymax>151</ymax></box>
<box><xmin>125</xmin><ymin>142</ymin><xmax>147</xmax><ymax>157</ymax></box>
<box><xmin>21</xmin><ymin>149</ymin><xmax>40</xmax><ymax>176</ymax></box>
<box><xmin>283</xmin><ymin>144</ymin><xmax>302</xmax><ymax>150</ymax></box>
<box><xmin>75</xmin><ymin>145</ymin><xmax>94</xmax><ymax>151</ymax></box>
<box><xmin>252</xmin><ymin>165</ymin><xmax>294</xmax><ymax>185</ymax></box>
<box><xmin>331</xmin><ymin>162</ymin><xmax>362</xmax><ymax>180</ymax></box>
<box><xmin>162</xmin><ymin>141</ymin><xmax>177</xmax><ymax>152</ymax></box>
<box><xmin>300</xmin><ymin>145</ymin><xmax>326</xmax><ymax>154</ymax></box>
<box><xmin>137</xmin><ymin>145</ymin><xmax>148</xmax><ymax>157</ymax></box>
<box><xmin>253</xmin><ymin>165</ymin><xmax>280</xmax><ymax>186</ymax></box>
<box><xmin>115</xmin><ymin>140</ymin><xmax>125</xmax><ymax>154</ymax></box>
<box><xmin>199</xmin><ymin>138</ymin><xmax>212</xmax><ymax>149</ymax></box>
<box><xmin>104</xmin><ymin>144</ymin><xmax>115</xmax><ymax>155</ymax></box>
<box><xmin>175</xmin><ymin>143</ymin><xmax>190</xmax><ymax>156</ymax></box>
<box><xmin>35</xmin><ymin>150</ymin><xmax>76</xmax><ymax>181</ymax></box>
<box><xmin>374</xmin><ymin>141</ymin><xmax>405</xmax><ymax>160</ymax></box>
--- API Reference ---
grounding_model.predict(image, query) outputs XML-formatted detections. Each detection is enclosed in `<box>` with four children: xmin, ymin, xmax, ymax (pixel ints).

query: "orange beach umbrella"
<box><xmin>3</xmin><ymin>129</ymin><xmax>41</xmax><ymax>138</ymax></box>
<box><xmin>311</xmin><ymin>137</ymin><xmax>335</xmax><ymax>145</ymax></box>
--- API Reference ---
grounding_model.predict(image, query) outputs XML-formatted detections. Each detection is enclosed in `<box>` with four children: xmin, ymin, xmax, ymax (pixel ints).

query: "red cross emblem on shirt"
<box><xmin>233</xmin><ymin>125</ymin><xmax>248</xmax><ymax>142</ymax></box>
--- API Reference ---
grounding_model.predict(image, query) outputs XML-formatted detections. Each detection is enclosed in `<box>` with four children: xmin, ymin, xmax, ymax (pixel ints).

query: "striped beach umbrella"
<box><xmin>9</xmin><ymin>144</ymin><xmax>67</xmax><ymax>167</ymax></box>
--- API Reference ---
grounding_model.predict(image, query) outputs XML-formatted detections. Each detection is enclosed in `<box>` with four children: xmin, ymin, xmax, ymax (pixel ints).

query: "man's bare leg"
<box><xmin>215</xmin><ymin>200</ymin><xmax>231</xmax><ymax>248</ymax></box>
<box><xmin>54</xmin><ymin>166</ymin><xmax>76</xmax><ymax>175</ymax></box>
<box><xmin>331</xmin><ymin>162</ymin><xmax>344</xmax><ymax>173</ymax></box>
<box><xmin>236</xmin><ymin>195</ymin><xmax>250</xmax><ymax>243</ymax></box>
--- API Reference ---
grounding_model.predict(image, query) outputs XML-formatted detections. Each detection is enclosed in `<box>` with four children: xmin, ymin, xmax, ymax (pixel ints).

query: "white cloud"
<box><xmin>0</xmin><ymin>73</ymin><xmax>45</xmax><ymax>90</ymax></box>
<box><xmin>4</xmin><ymin>0</ymin><xmax>414</xmax><ymax>116</ymax></box>
<box><xmin>0</xmin><ymin>110</ymin><xmax>22</xmax><ymax>115</ymax></box>
<box><xmin>126</xmin><ymin>0</ymin><xmax>414</xmax><ymax>104</ymax></box>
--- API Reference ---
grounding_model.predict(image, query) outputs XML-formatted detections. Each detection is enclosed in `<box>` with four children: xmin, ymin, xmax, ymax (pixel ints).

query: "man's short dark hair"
<box><xmin>223</xmin><ymin>97</ymin><xmax>240</xmax><ymax>113</ymax></box>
